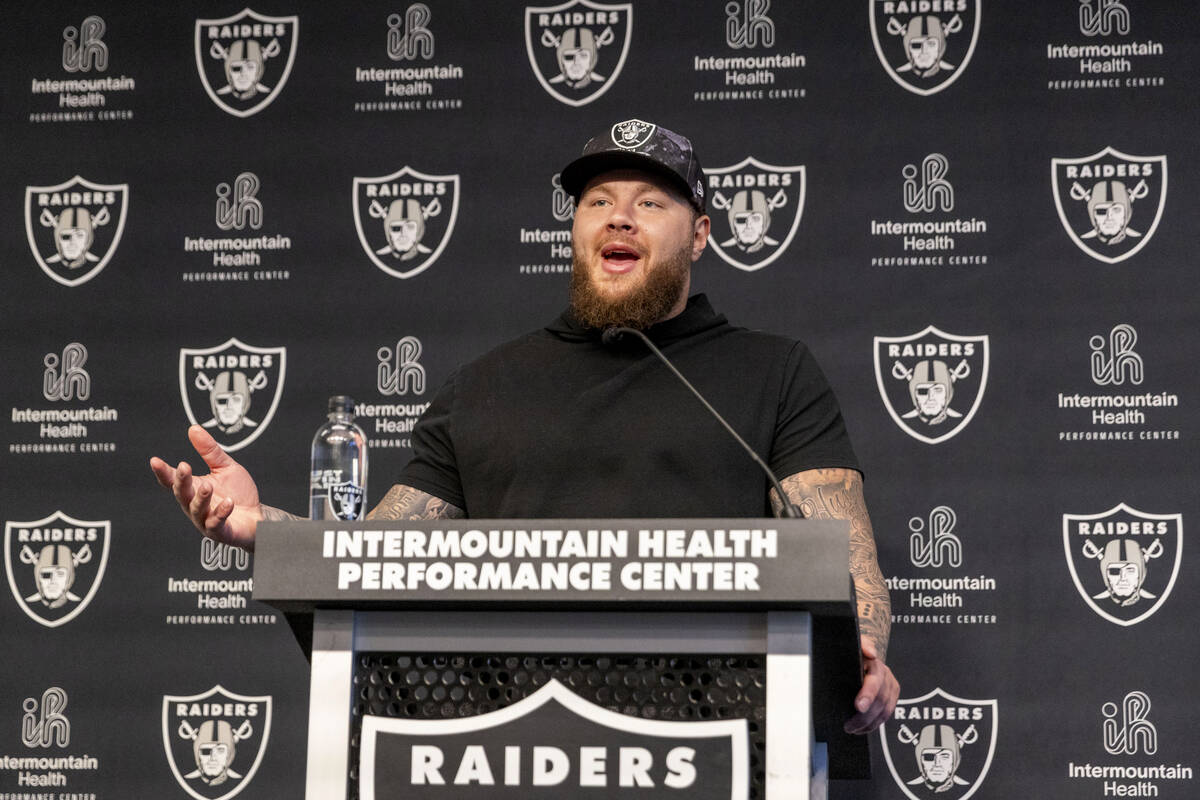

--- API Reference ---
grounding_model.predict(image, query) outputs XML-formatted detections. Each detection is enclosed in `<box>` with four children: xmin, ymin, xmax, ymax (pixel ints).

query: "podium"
<box><xmin>253</xmin><ymin>518</ymin><xmax>869</xmax><ymax>799</ymax></box>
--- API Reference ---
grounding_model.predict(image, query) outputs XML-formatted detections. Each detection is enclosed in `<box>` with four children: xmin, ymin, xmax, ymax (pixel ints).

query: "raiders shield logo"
<box><xmin>4</xmin><ymin>512</ymin><xmax>110</xmax><ymax>628</ymax></box>
<box><xmin>194</xmin><ymin>8</ymin><xmax>299</xmax><ymax>118</ymax></box>
<box><xmin>24</xmin><ymin>175</ymin><xmax>128</xmax><ymax>287</ymax></box>
<box><xmin>163</xmin><ymin>685</ymin><xmax>272</xmax><ymax>800</ymax></box>
<box><xmin>353</xmin><ymin>167</ymin><xmax>460</xmax><ymax>279</ymax></box>
<box><xmin>1063</xmin><ymin>503</ymin><xmax>1182</xmax><ymax>626</ymax></box>
<box><xmin>1051</xmin><ymin>147</ymin><xmax>1167</xmax><ymax>264</ymax></box>
<box><xmin>360</xmin><ymin>678</ymin><xmax>748</xmax><ymax>800</ymax></box>
<box><xmin>328</xmin><ymin>481</ymin><xmax>365</xmax><ymax>521</ymax></box>
<box><xmin>869</xmin><ymin>0</ymin><xmax>981</xmax><ymax>96</ymax></box>
<box><xmin>525</xmin><ymin>0</ymin><xmax>633</xmax><ymax>107</ymax></box>
<box><xmin>179</xmin><ymin>338</ymin><xmax>286</xmax><ymax>453</ymax></box>
<box><xmin>704</xmin><ymin>157</ymin><xmax>805</xmax><ymax>272</ymax></box>
<box><xmin>874</xmin><ymin>326</ymin><xmax>989</xmax><ymax>444</ymax></box>
<box><xmin>881</xmin><ymin>688</ymin><xmax>997</xmax><ymax>800</ymax></box>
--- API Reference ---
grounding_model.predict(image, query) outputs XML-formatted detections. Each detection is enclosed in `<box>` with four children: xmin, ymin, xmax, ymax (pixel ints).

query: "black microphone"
<box><xmin>601</xmin><ymin>326</ymin><xmax>800</xmax><ymax>518</ymax></box>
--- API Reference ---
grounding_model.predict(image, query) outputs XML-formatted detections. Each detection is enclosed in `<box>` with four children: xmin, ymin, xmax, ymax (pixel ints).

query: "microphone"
<box><xmin>601</xmin><ymin>326</ymin><xmax>800</xmax><ymax>518</ymax></box>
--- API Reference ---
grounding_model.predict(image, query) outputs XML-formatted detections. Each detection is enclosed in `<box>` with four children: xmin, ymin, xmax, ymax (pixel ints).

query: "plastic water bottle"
<box><xmin>309</xmin><ymin>395</ymin><xmax>368</xmax><ymax>520</ymax></box>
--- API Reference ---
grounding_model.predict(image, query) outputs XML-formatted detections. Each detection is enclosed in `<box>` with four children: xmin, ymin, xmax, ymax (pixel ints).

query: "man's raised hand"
<box><xmin>149</xmin><ymin>425</ymin><xmax>264</xmax><ymax>551</ymax></box>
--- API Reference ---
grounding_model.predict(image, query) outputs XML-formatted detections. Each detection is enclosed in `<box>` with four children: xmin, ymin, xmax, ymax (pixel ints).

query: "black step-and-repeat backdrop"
<box><xmin>1</xmin><ymin>2</ymin><xmax>1197</xmax><ymax>798</ymax></box>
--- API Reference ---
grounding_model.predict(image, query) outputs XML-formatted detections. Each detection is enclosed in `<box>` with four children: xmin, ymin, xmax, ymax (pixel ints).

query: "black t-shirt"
<box><xmin>399</xmin><ymin>294</ymin><xmax>859</xmax><ymax>518</ymax></box>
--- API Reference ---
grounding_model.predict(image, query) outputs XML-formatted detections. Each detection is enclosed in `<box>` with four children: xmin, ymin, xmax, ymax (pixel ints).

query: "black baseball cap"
<box><xmin>560</xmin><ymin>119</ymin><xmax>706</xmax><ymax>213</ymax></box>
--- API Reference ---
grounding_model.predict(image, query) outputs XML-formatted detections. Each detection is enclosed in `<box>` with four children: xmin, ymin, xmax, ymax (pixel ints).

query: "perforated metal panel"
<box><xmin>349</xmin><ymin>653</ymin><xmax>768</xmax><ymax>798</ymax></box>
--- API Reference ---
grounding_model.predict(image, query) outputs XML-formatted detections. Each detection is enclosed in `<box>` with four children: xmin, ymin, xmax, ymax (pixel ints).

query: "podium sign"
<box><xmin>254</xmin><ymin>518</ymin><xmax>853</xmax><ymax>611</ymax></box>
<box><xmin>254</xmin><ymin>519</ymin><xmax>868</xmax><ymax>799</ymax></box>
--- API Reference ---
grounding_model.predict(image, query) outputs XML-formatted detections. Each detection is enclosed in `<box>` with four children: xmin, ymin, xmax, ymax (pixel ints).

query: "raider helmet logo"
<box><xmin>1063</xmin><ymin>503</ymin><xmax>1182</xmax><ymax>626</ymax></box>
<box><xmin>359</xmin><ymin>678</ymin><xmax>748</xmax><ymax>800</ymax></box>
<box><xmin>1052</xmin><ymin>147</ymin><xmax>1167</xmax><ymax>264</ymax></box>
<box><xmin>194</xmin><ymin>8</ymin><xmax>299</xmax><ymax>118</ymax></box>
<box><xmin>525</xmin><ymin>0</ymin><xmax>633</xmax><ymax>107</ymax></box>
<box><xmin>874</xmin><ymin>325</ymin><xmax>989</xmax><ymax>444</ymax></box>
<box><xmin>881</xmin><ymin>688</ymin><xmax>997</xmax><ymax>800</ymax></box>
<box><xmin>179</xmin><ymin>338</ymin><xmax>286</xmax><ymax>453</ymax></box>
<box><xmin>24</xmin><ymin>175</ymin><xmax>129</xmax><ymax>287</ymax></box>
<box><xmin>5</xmin><ymin>512</ymin><xmax>110</xmax><ymax>629</ymax></box>
<box><xmin>163</xmin><ymin>685</ymin><xmax>272</xmax><ymax>800</ymax></box>
<box><xmin>705</xmin><ymin>157</ymin><xmax>805</xmax><ymax>273</ymax></box>
<box><xmin>353</xmin><ymin>166</ymin><xmax>460</xmax><ymax>280</ymax></box>
<box><xmin>869</xmin><ymin>1</ymin><xmax>981</xmax><ymax>96</ymax></box>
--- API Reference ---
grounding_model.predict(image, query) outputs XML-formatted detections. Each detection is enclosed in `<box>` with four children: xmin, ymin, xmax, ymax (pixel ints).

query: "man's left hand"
<box><xmin>844</xmin><ymin>639</ymin><xmax>899</xmax><ymax>734</ymax></box>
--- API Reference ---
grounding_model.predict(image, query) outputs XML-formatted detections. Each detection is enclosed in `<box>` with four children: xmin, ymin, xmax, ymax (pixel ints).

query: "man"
<box><xmin>150</xmin><ymin>120</ymin><xmax>898</xmax><ymax>734</ymax></box>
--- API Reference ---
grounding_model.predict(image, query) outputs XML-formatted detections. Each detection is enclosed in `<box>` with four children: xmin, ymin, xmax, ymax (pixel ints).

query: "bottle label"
<box><xmin>310</xmin><ymin>469</ymin><xmax>365</xmax><ymax>521</ymax></box>
<box><xmin>326</xmin><ymin>481</ymin><xmax>365</xmax><ymax>521</ymax></box>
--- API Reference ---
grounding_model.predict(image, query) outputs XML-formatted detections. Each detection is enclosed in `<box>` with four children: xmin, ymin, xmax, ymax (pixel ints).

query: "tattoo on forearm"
<box><xmin>261</xmin><ymin>505</ymin><xmax>303</xmax><ymax>522</ymax></box>
<box><xmin>773</xmin><ymin>469</ymin><xmax>892</xmax><ymax>662</ymax></box>
<box><xmin>368</xmin><ymin>485</ymin><xmax>466</xmax><ymax>521</ymax></box>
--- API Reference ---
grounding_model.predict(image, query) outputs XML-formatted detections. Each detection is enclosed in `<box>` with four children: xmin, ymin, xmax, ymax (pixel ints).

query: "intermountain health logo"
<box><xmin>352</xmin><ymin>5</ymin><xmax>466</xmax><ymax>113</ymax></box>
<box><xmin>525</xmin><ymin>0</ymin><xmax>632</xmax><ymax>106</ymax></box>
<box><xmin>363</xmin><ymin>337</ymin><xmax>430</xmax><ymax>450</ymax></box>
<box><xmin>874</xmin><ymin>326</ymin><xmax>989</xmax><ymax>444</ymax></box>
<box><xmin>162</xmin><ymin>686</ymin><xmax>272</xmax><ymax>800</ymax></box>
<box><xmin>359</xmin><ymin>678</ymin><xmax>748</xmax><ymax>799</ymax></box>
<box><xmin>704</xmin><ymin>157</ymin><xmax>804</xmax><ymax>272</ymax></box>
<box><xmin>27</xmin><ymin>15</ymin><xmax>138</xmax><ymax>124</ymax></box>
<box><xmin>869</xmin><ymin>1</ymin><xmax>981</xmax><ymax>96</ymax></box>
<box><xmin>869</xmin><ymin>152</ymin><xmax>989</xmax><ymax>267</ymax></box>
<box><xmin>4</xmin><ymin>511</ymin><xmax>110</xmax><ymax>627</ymax></box>
<box><xmin>24</xmin><ymin>175</ymin><xmax>128</xmax><ymax>286</ymax></box>
<box><xmin>1051</xmin><ymin>146</ymin><xmax>1166</xmax><ymax>263</ymax></box>
<box><xmin>1047</xmin><ymin>2</ymin><xmax>1167</xmax><ymax>92</ymax></box>
<box><xmin>180</xmin><ymin>172</ymin><xmax>294</xmax><ymax>283</ymax></box>
<box><xmin>353</xmin><ymin>167</ymin><xmax>460</xmax><ymax>279</ymax></box>
<box><xmin>178</xmin><ymin>338</ymin><xmax>286</xmax><ymax>452</ymax></box>
<box><xmin>888</xmin><ymin>505</ymin><xmax>999</xmax><ymax>626</ymax></box>
<box><xmin>881</xmin><ymin>688</ymin><xmax>997</xmax><ymax>800</ymax></box>
<box><xmin>195</xmin><ymin>9</ymin><xmax>299</xmax><ymax>117</ymax></box>
<box><xmin>1066</xmin><ymin>690</ymin><xmax>1196</xmax><ymax>796</ymax></box>
<box><xmin>1063</xmin><ymin>503</ymin><xmax>1182</xmax><ymax>626</ymax></box>
<box><xmin>1057</xmin><ymin>323</ymin><xmax>1181</xmax><ymax>442</ymax></box>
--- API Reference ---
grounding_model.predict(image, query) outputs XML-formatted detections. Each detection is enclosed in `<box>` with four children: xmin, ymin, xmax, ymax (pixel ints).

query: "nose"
<box><xmin>605</xmin><ymin>198</ymin><xmax>637</xmax><ymax>232</ymax></box>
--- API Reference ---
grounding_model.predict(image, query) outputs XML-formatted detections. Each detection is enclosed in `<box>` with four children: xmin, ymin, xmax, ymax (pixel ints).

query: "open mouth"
<box><xmin>600</xmin><ymin>243</ymin><xmax>642</xmax><ymax>272</ymax></box>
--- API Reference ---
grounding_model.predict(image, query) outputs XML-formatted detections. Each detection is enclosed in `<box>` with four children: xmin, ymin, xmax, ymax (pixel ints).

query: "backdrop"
<box><xmin>1</xmin><ymin>2</ymin><xmax>1196</xmax><ymax>798</ymax></box>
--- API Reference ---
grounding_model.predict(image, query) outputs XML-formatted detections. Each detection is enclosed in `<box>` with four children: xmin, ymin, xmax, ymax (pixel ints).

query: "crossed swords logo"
<box><xmin>886</xmin><ymin>14</ymin><xmax>963</xmax><ymax>75</ymax></box>
<box><xmin>890</xmin><ymin>358</ymin><xmax>971</xmax><ymax>420</ymax></box>
<box><xmin>19</xmin><ymin>544</ymin><xmax>91</xmax><ymax>606</ymax></box>
<box><xmin>1069</xmin><ymin>178</ymin><xmax>1149</xmax><ymax>240</ymax></box>
<box><xmin>1080</xmin><ymin>538</ymin><xmax>1163</xmax><ymax>605</ymax></box>
<box><xmin>38</xmin><ymin>206</ymin><xmax>110</xmax><ymax>264</ymax></box>
<box><xmin>897</xmin><ymin>722</ymin><xmax>977</xmax><ymax>789</ymax></box>
<box><xmin>193</xmin><ymin>370</ymin><xmax>268</xmax><ymax>430</ymax></box>
<box><xmin>177</xmin><ymin>718</ymin><xmax>253</xmax><ymax>782</ymax></box>
<box><xmin>540</xmin><ymin>25</ymin><xmax>615</xmax><ymax>85</ymax></box>
<box><xmin>207</xmin><ymin>38</ymin><xmax>280</xmax><ymax>97</ymax></box>
<box><xmin>368</xmin><ymin>197</ymin><xmax>442</xmax><ymax>257</ymax></box>
<box><xmin>711</xmin><ymin>188</ymin><xmax>788</xmax><ymax>250</ymax></box>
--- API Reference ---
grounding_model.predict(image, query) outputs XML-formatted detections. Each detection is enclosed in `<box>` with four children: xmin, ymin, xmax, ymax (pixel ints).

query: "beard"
<box><xmin>569</xmin><ymin>242</ymin><xmax>691</xmax><ymax>330</ymax></box>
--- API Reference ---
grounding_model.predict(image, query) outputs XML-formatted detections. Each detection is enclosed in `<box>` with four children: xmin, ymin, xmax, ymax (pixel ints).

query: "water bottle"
<box><xmin>309</xmin><ymin>395</ymin><xmax>368</xmax><ymax>520</ymax></box>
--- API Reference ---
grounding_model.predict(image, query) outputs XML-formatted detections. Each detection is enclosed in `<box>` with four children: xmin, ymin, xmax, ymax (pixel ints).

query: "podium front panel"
<box><xmin>307</xmin><ymin>610</ymin><xmax>818</xmax><ymax>800</ymax></box>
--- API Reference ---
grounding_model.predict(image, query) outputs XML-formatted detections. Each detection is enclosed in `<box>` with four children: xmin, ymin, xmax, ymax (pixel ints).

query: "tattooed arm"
<box><xmin>367</xmin><ymin>484</ymin><xmax>466</xmax><ymax>520</ymax></box>
<box><xmin>771</xmin><ymin>467</ymin><xmax>899</xmax><ymax>733</ymax></box>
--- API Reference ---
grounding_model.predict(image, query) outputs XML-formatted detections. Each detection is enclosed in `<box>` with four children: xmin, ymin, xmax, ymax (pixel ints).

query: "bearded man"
<box><xmin>151</xmin><ymin>120</ymin><xmax>898</xmax><ymax>735</ymax></box>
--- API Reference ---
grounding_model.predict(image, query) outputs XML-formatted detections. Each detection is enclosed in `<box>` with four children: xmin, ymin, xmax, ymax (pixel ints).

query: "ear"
<box><xmin>691</xmin><ymin>214</ymin><xmax>710</xmax><ymax>262</ymax></box>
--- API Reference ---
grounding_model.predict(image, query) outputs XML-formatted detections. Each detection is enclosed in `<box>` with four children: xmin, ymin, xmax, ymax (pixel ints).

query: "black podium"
<box><xmin>253</xmin><ymin>518</ymin><xmax>869</xmax><ymax>799</ymax></box>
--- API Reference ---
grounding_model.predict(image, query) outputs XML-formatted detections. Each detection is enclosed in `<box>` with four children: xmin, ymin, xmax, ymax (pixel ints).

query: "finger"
<box><xmin>171</xmin><ymin>461</ymin><xmax>196</xmax><ymax>507</ymax></box>
<box><xmin>189</xmin><ymin>478</ymin><xmax>215</xmax><ymax>525</ymax></box>
<box><xmin>149</xmin><ymin>457</ymin><xmax>176</xmax><ymax>488</ymax></box>
<box><xmin>188</xmin><ymin>425</ymin><xmax>236</xmax><ymax>471</ymax></box>
<box><xmin>203</xmin><ymin>495</ymin><xmax>234</xmax><ymax>537</ymax></box>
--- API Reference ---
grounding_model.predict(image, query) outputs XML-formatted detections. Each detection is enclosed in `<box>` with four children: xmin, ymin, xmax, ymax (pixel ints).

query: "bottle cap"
<box><xmin>328</xmin><ymin>395</ymin><xmax>355</xmax><ymax>414</ymax></box>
